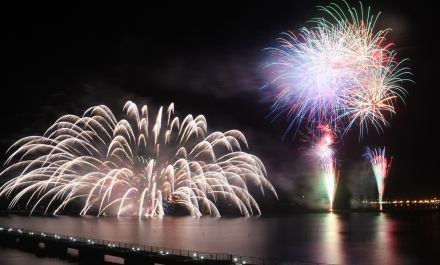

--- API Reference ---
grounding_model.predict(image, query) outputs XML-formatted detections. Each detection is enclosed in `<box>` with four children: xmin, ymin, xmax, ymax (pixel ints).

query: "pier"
<box><xmin>0</xmin><ymin>226</ymin><xmax>335</xmax><ymax>265</ymax></box>
<box><xmin>0</xmin><ymin>226</ymin><xmax>233</xmax><ymax>265</ymax></box>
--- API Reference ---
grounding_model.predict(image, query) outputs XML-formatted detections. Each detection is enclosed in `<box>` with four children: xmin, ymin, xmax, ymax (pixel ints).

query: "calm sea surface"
<box><xmin>0</xmin><ymin>212</ymin><xmax>439</xmax><ymax>265</ymax></box>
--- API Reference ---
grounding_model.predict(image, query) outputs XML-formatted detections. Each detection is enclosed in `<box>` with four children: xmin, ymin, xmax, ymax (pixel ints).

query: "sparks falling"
<box><xmin>313</xmin><ymin>125</ymin><xmax>338</xmax><ymax>211</ymax></box>
<box><xmin>0</xmin><ymin>101</ymin><xmax>277</xmax><ymax>217</ymax></box>
<box><xmin>364</xmin><ymin>147</ymin><xmax>392</xmax><ymax>211</ymax></box>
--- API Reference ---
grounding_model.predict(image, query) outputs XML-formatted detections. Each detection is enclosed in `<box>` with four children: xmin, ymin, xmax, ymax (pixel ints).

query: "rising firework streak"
<box><xmin>364</xmin><ymin>147</ymin><xmax>392</xmax><ymax>211</ymax></box>
<box><xmin>0</xmin><ymin>101</ymin><xmax>277</xmax><ymax>217</ymax></box>
<box><xmin>312</xmin><ymin>125</ymin><xmax>338</xmax><ymax>211</ymax></box>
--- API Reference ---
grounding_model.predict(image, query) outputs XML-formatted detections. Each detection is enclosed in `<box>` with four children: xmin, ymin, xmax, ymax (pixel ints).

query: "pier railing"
<box><xmin>0</xmin><ymin>226</ymin><xmax>337</xmax><ymax>265</ymax></box>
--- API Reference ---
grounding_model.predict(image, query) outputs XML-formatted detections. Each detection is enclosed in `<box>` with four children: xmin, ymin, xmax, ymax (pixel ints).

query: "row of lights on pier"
<box><xmin>0</xmin><ymin>227</ymin><xmax>249</xmax><ymax>264</ymax></box>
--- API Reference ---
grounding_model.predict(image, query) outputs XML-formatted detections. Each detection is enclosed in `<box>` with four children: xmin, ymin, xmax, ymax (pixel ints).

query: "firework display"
<box><xmin>264</xmin><ymin>1</ymin><xmax>411</xmax><ymax>136</ymax></box>
<box><xmin>364</xmin><ymin>147</ymin><xmax>391</xmax><ymax>211</ymax></box>
<box><xmin>0</xmin><ymin>101</ymin><xmax>277</xmax><ymax>217</ymax></box>
<box><xmin>261</xmin><ymin>1</ymin><xmax>411</xmax><ymax>211</ymax></box>
<box><xmin>0</xmin><ymin>2</ymin><xmax>411</xmax><ymax>215</ymax></box>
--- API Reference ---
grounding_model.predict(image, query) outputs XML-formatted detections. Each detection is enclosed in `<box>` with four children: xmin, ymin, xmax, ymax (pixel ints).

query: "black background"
<box><xmin>1</xmin><ymin>1</ymin><xmax>436</xmax><ymax>210</ymax></box>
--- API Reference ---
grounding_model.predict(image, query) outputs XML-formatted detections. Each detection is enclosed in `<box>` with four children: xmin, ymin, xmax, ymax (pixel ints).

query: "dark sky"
<box><xmin>1</xmin><ymin>1</ymin><xmax>436</xmax><ymax>210</ymax></box>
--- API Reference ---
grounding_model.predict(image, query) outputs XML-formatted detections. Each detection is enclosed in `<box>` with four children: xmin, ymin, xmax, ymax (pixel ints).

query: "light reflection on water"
<box><xmin>322</xmin><ymin>213</ymin><xmax>342</xmax><ymax>264</ymax></box>
<box><xmin>0</xmin><ymin>212</ymin><xmax>438</xmax><ymax>265</ymax></box>
<box><xmin>373</xmin><ymin>214</ymin><xmax>396</xmax><ymax>264</ymax></box>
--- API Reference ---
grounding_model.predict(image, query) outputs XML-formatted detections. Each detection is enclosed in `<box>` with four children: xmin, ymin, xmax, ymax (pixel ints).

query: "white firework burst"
<box><xmin>0</xmin><ymin>101</ymin><xmax>277</xmax><ymax>217</ymax></box>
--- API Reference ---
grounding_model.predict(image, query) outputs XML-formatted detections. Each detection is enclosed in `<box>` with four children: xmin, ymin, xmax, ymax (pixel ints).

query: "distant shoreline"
<box><xmin>1</xmin><ymin>207</ymin><xmax>439</xmax><ymax>218</ymax></box>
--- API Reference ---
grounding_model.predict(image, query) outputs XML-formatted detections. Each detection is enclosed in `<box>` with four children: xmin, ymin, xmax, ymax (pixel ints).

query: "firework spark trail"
<box><xmin>0</xmin><ymin>101</ymin><xmax>277</xmax><ymax>217</ymax></box>
<box><xmin>263</xmin><ymin>1</ymin><xmax>411</xmax><ymax>136</ymax></box>
<box><xmin>364</xmin><ymin>147</ymin><xmax>391</xmax><ymax>211</ymax></box>
<box><xmin>313</xmin><ymin>125</ymin><xmax>337</xmax><ymax>211</ymax></box>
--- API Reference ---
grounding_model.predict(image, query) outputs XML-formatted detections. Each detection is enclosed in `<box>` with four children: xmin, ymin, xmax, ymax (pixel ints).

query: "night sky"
<box><xmin>1</xmin><ymin>1</ymin><xmax>436</xmax><ymax>211</ymax></box>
